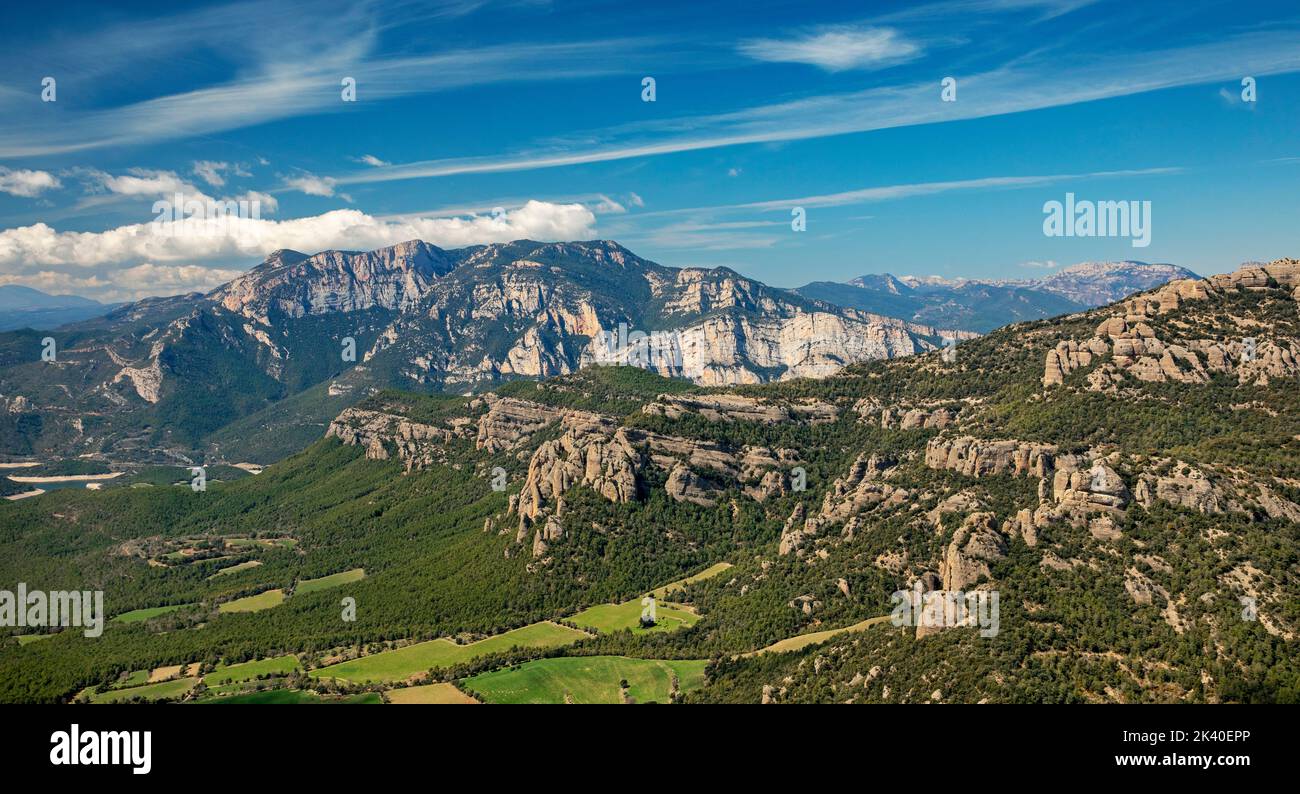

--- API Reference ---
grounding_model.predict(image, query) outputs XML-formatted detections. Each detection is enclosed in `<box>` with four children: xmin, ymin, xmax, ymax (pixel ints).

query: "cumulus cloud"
<box><xmin>239</xmin><ymin>190</ymin><xmax>279</xmax><ymax>214</ymax></box>
<box><xmin>0</xmin><ymin>167</ymin><xmax>62</xmax><ymax>197</ymax></box>
<box><xmin>284</xmin><ymin>173</ymin><xmax>337</xmax><ymax>196</ymax></box>
<box><xmin>738</xmin><ymin>26</ymin><xmax>920</xmax><ymax>71</ymax></box>
<box><xmin>0</xmin><ymin>200</ymin><xmax>597</xmax><ymax>301</ymax></box>
<box><xmin>98</xmin><ymin>168</ymin><xmax>204</xmax><ymax>198</ymax></box>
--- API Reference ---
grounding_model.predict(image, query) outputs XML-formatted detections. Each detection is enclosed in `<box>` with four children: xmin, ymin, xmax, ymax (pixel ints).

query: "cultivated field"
<box><xmin>218</xmin><ymin>589</ymin><xmax>285</xmax><ymax>613</ymax></box>
<box><xmin>309</xmin><ymin>621</ymin><xmax>588</xmax><ymax>684</ymax></box>
<box><xmin>569</xmin><ymin>599</ymin><xmax>699</xmax><ymax>634</ymax></box>
<box><xmin>750</xmin><ymin>615</ymin><xmax>892</xmax><ymax>655</ymax></box>
<box><xmin>207</xmin><ymin>559</ymin><xmax>263</xmax><ymax>579</ymax></box>
<box><xmin>207</xmin><ymin>654</ymin><xmax>302</xmax><ymax>685</ymax></box>
<box><xmin>387</xmin><ymin>683</ymin><xmax>479</xmax><ymax>704</ymax></box>
<box><xmin>463</xmin><ymin>656</ymin><xmax>707</xmax><ymax>704</ymax></box>
<box><xmin>89</xmin><ymin>677</ymin><xmax>199</xmax><ymax>703</ymax></box>
<box><xmin>647</xmin><ymin>562</ymin><xmax>733</xmax><ymax>600</ymax></box>
<box><xmin>111</xmin><ymin>603</ymin><xmax>193</xmax><ymax>623</ymax></box>
<box><xmin>295</xmin><ymin>567</ymin><xmax>365</xmax><ymax>595</ymax></box>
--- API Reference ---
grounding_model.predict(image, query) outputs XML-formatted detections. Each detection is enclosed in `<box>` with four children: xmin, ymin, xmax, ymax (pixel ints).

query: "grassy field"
<box><xmin>569</xmin><ymin>599</ymin><xmax>699</xmax><ymax>634</ymax></box>
<box><xmin>14</xmin><ymin>633</ymin><xmax>56</xmax><ymax>645</ymax></box>
<box><xmin>111</xmin><ymin>603</ymin><xmax>194</xmax><ymax>623</ymax></box>
<box><xmin>207</xmin><ymin>654</ymin><xmax>302</xmax><ymax>685</ymax></box>
<box><xmin>196</xmin><ymin>689</ymin><xmax>382</xmax><ymax>704</ymax></box>
<box><xmin>111</xmin><ymin>670</ymin><xmax>150</xmax><ymax>689</ymax></box>
<box><xmin>295</xmin><ymin>567</ymin><xmax>365</xmax><ymax>595</ymax></box>
<box><xmin>750</xmin><ymin>615</ymin><xmax>892</xmax><ymax>655</ymax></box>
<box><xmin>463</xmin><ymin>656</ymin><xmax>708</xmax><ymax>704</ymax></box>
<box><xmin>218</xmin><ymin>589</ymin><xmax>285</xmax><ymax>613</ymax></box>
<box><xmin>207</xmin><ymin>560</ymin><xmax>263</xmax><ymax>579</ymax></box>
<box><xmin>387</xmin><ymin>683</ymin><xmax>480</xmax><ymax>704</ymax></box>
<box><xmin>310</xmin><ymin>622</ymin><xmax>588</xmax><ymax>684</ymax></box>
<box><xmin>90</xmin><ymin>677</ymin><xmax>199</xmax><ymax>703</ymax></box>
<box><xmin>648</xmin><ymin>562</ymin><xmax>733</xmax><ymax>600</ymax></box>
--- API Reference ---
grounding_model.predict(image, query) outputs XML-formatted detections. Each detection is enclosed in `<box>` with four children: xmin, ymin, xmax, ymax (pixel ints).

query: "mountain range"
<box><xmin>0</xmin><ymin>240</ymin><xmax>967</xmax><ymax>464</ymax></box>
<box><xmin>796</xmin><ymin>261</ymin><xmax>1198</xmax><ymax>332</ymax></box>
<box><xmin>0</xmin><ymin>285</ymin><xmax>120</xmax><ymax>332</ymax></box>
<box><xmin>0</xmin><ymin>245</ymin><xmax>1197</xmax><ymax>466</ymax></box>
<box><xmin>1</xmin><ymin>256</ymin><xmax>1296</xmax><ymax>704</ymax></box>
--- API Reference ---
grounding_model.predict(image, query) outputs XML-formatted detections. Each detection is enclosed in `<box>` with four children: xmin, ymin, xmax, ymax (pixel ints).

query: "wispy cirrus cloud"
<box><xmin>738</xmin><ymin>26</ymin><xmax>921</xmax><ymax>71</ymax></box>
<box><xmin>324</xmin><ymin>28</ymin><xmax>1300</xmax><ymax>188</ymax></box>
<box><xmin>609</xmin><ymin>167</ymin><xmax>1180</xmax><ymax>250</ymax></box>
<box><xmin>0</xmin><ymin>0</ymin><xmax>670</xmax><ymax>159</ymax></box>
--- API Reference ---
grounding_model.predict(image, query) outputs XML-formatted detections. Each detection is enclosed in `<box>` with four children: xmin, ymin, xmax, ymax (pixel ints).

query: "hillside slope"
<box><xmin>2</xmin><ymin>258</ymin><xmax>1296</xmax><ymax>703</ymax></box>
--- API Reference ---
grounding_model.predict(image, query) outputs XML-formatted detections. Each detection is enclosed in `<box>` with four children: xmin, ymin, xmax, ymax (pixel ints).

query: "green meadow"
<box><xmin>647</xmin><ymin>562</ymin><xmax>733</xmax><ymax>600</ymax></box>
<box><xmin>218</xmin><ymin>589</ymin><xmax>285</xmax><ymax>613</ymax></box>
<box><xmin>111</xmin><ymin>603</ymin><xmax>194</xmax><ymax>623</ymax></box>
<box><xmin>310</xmin><ymin>621</ymin><xmax>588</xmax><ymax>684</ymax></box>
<box><xmin>463</xmin><ymin>656</ymin><xmax>707</xmax><ymax>704</ymax></box>
<box><xmin>207</xmin><ymin>560</ymin><xmax>263</xmax><ymax>579</ymax></box>
<box><xmin>207</xmin><ymin>654</ymin><xmax>302</xmax><ymax>685</ymax></box>
<box><xmin>295</xmin><ymin>568</ymin><xmax>365</xmax><ymax>595</ymax></box>
<box><xmin>569</xmin><ymin>599</ymin><xmax>699</xmax><ymax>634</ymax></box>
<box><xmin>89</xmin><ymin>677</ymin><xmax>199</xmax><ymax>703</ymax></box>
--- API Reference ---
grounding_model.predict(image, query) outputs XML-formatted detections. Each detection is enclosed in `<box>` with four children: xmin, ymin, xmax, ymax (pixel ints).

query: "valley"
<box><xmin>1</xmin><ymin>255</ymin><xmax>1297</xmax><ymax>703</ymax></box>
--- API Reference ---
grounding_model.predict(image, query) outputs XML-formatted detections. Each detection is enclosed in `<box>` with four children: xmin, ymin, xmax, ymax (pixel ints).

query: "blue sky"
<box><xmin>1</xmin><ymin>0</ymin><xmax>1298</xmax><ymax>301</ymax></box>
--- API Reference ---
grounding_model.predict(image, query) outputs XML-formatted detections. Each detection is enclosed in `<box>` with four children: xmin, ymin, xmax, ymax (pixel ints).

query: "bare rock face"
<box><xmin>1124</xmin><ymin>566</ymin><xmax>1169</xmax><ymax>606</ymax></box>
<box><xmin>513</xmin><ymin>416</ymin><xmax>641</xmax><ymax>545</ymax></box>
<box><xmin>939</xmin><ymin>512</ymin><xmax>1007</xmax><ymax>592</ymax></box>
<box><xmin>327</xmin><ymin>406</ymin><xmax>465</xmax><ymax>471</ymax></box>
<box><xmin>855</xmin><ymin>398</ymin><xmax>958</xmax><ymax>430</ymax></box>
<box><xmin>475</xmin><ymin>396</ymin><xmax>569</xmax><ymax>453</ymax></box>
<box><xmin>213</xmin><ymin>241</ymin><xmax>451</xmax><ymax>325</ymax></box>
<box><xmin>665</xmin><ymin>463</ymin><xmax>718</xmax><ymax>507</ymax></box>
<box><xmin>925</xmin><ymin>436</ymin><xmax>1057</xmax><ymax>479</ymax></box>
<box><xmin>532</xmin><ymin>515</ymin><xmax>564</xmax><ymax>557</ymax></box>
<box><xmin>743</xmin><ymin>470</ymin><xmax>788</xmax><ymax>503</ymax></box>
<box><xmin>1043</xmin><ymin>259</ymin><xmax>1300</xmax><ymax>390</ymax></box>
<box><xmin>1054</xmin><ymin>462</ymin><xmax>1130</xmax><ymax>512</ymax></box>
<box><xmin>817</xmin><ymin>454</ymin><xmax>909</xmax><ymax>524</ymax></box>
<box><xmin>778</xmin><ymin>503</ymin><xmax>813</xmax><ymax>556</ymax></box>
<box><xmin>644</xmin><ymin>393</ymin><xmax>838</xmax><ymax>424</ymax></box>
<box><xmin>1133</xmin><ymin>467</ymin><xmax>1221</xmax><ymax>514</ymax></box>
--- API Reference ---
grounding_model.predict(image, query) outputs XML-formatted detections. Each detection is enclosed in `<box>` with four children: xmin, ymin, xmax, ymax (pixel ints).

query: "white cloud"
<box><xmin>0</xmin><ymin>167</ymin><xmax>61</xmax><ymax>197</ymax></box>
<box><xmin>0</xmin><ymin>200</ymin><xmax>597</xmax><ymax>300</ymax></box>
<box><xmin>192</xmin><ymin>160</ymin><xmax>230</xmax><ymax>187</ymax></box>
<box><xmin>284</xmin><ymin>174</ymin><xmax>337</xmax><ymax>196</ymax></box>
<box><xmin>627</xmin><ymin>192</ymin><xmax>645</xmax><ymax>208</ymax></box>
<box><xmin>738</xmin><ymin>26</ymin><xmax>920</xmax><ymax>71</ymax></box>
<box><xmin>239</xmin><ymin>190</ymin><xmax>279</xmax><ymax>214</ymax></box>
<box><xmin>355</xmin><ymin>154</ymin><xmax>390</xmax><ymax>167</ymax></box>
<box><xmin>590</xmin><ymin>195</ymin><xmax>626</xmax><ymax>214</ymax></box>
<box><xmin>328</xmin><ymin>29</ymin><xmax>1300</xmax><ymax>188</ymax></box>
<box><xmin>96</xmin><ymin>168</ymin><xmax>207</xmax><ymax>199</ymax></box>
